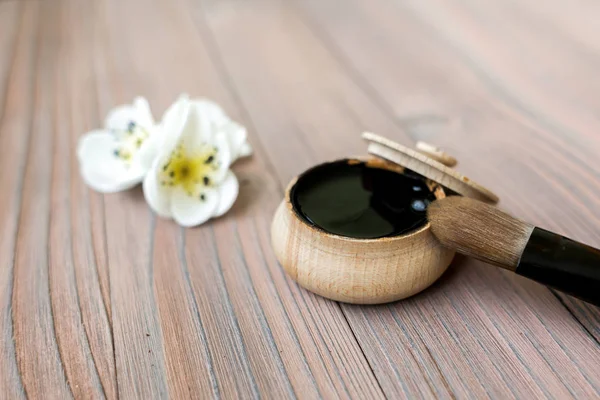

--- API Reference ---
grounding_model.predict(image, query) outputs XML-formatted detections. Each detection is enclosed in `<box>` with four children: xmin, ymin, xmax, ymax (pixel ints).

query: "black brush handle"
<box><xmin>516</xmin><ymin>227</ymin><xmax>600</xmax><ymax>306</ymax></box>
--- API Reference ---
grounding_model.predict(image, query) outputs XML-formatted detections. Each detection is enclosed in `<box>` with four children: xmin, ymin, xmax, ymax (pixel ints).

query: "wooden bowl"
<box><xmin>271</xmin><ymin>157</ymin><xmax>455</xmax><ymax>304</ymax></box>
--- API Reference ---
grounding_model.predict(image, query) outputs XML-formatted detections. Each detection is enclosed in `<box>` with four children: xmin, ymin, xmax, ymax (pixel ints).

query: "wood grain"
<box><xmin>0</xmin><ymin>2</ymin><xmax>34</xmax><ymax>398</ymax></box>
<box><xmin>1</xmin><ymin>0</ymin><xmax>599</xmax><ymax>398</ymax></box>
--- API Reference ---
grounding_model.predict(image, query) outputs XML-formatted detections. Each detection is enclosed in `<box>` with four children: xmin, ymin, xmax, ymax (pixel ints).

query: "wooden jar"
<box><xmin>271</xmin><ymin>158</ymin><xmax>454</xmax><ymax>304</ymax></box>
<box><xmin>271</xmin><ymin>133</ymin><xmax>498</xmax><ymax>304</ymax></box>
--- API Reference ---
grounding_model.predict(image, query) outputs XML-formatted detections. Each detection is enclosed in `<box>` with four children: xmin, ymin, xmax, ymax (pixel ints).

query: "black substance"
<box><xmin>516</xmin><ymin>227</ymin><xmax>600</xmax><ymax>306</ymax></box>
<box><xmin>291</xmin><ymin>160</ymin><xmax>436</xmax><ymax>239</ymax></box>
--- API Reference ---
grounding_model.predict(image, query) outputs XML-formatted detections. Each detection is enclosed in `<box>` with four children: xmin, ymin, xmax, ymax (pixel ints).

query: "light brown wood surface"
<box><xmin>1</xmin><ymin>0</ymin><xmax>599</xmax><ymax>398</ymax></box>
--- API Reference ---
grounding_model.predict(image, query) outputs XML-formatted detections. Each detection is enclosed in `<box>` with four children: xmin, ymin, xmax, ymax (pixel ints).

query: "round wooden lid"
<box><xmin>363</xmin><ymin>132</ymin><xmax>499</xmax><ymax>204</ymax></box>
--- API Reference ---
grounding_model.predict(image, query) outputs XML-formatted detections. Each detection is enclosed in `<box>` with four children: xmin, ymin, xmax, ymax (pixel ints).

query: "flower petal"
<box><xmin>81</xmin><ymin>164</ymin><xmax>144</xmax><ymax>193</ymax></box>
<box><xmin>214</xmin><ymin>171</ymin><xmax>239</xmax><ymax>217</ymax></box>
<box><xmin>133</xmin><ymin>97</ymin><xmax>155</xmax><ymax>127</ymax></box>
<box><xmin>190</xmin><ymin>99</ymin><xmax>251</xmax><ymax>162</ymax></box>
<box><xmin>104</xmin><ymin>97</ymin><xmax>153</xmax><ymax>131</ymax></box>
<box><xmin>211</xmin><ymin>132</ymin><xmax>233</xmax><ymax>183</ymax></box>
<box><xmin>104</xmin><ymin>106</ymin><xmax>135</xmax><ymax>131</ymax></box>
<box><xmin>183</xmin><ymin>99</ymin><xmax>225</xmax><ymax>149</ymax></box>
<box><xmin>191</xmin><ymin>99</ymin><xmax>227</xmax><ymax>122</ymax></box>
<box><xmin>143</xmin><ymin>163</ymin><xmax>172</xmax><ymax>218</ymax></box>
<box><xmin>221</xmin><ymin>121</ymin><xmax>252</xmax><ymax>161</ymax></box>
<box><xmin>136</xmin><ymin>127</ymin><xmax>161</xmax><ymax>170</ymax></box>
<box><xmin>77</xmin><ymin>130</ymin><xmax>115</xmax><ymax>164</ymax></box>
<box><xmin>78</xmin><ymin>130</ymin><xmax>147</xmax><ymax>192</ymax></box>
<box><xmin>238</xmin><ymin>142</ymin><xmax>253</xmax><ymax>158</ymax></box>
<box><xmin>171</xmin><ymin>187</ymin><xmax>219</xmax><ymax>227</ymax></box>
<box><xmin>159</xmin><ymin>94</ymin><xmax>191</xmax><ymax>154</ymax></box>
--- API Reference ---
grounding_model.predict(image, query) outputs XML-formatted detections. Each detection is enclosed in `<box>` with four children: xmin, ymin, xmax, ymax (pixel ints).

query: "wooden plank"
<box><xmin>0</xmin><ymin>2</ymin><xmax>33</xmax><ymax>398</ymax></box>
<box><xmin>159</xmin><ymin>0</ymin><xmax>380</xmax><ymax>395</ymax></box>
<box><xmin>72</xmin><ymin>0</ymin><xmax>381</xmax><ymax>397</ymax></box>
<box><xmin>48</xmin><ymin>2</ymin><xmax>109</xmax><ymax>397</ymax></box>
<box><xmin>0</xmin><ymin>3</ymin><xmax>21</xmax><ymax>112</ymax></box>
<box><xmin>91</xmin><ymin>2</ymin><xmax>171</xmax><ymax>396</ymax></box>
<box><xmin>189</xmin><ymin>0</ymin><xmax>404</xmax><ymax>396</ymax></box>
<box><xmin>436</xmin><ymin>0</ymin><xmax>600</xmax><ymax>343</ymax></box>
<box><xmin>406</xmin><ymin>0</ymin><xmax>600</xmax><ymax>341</ymax></box>
<box><xmin>152</xmin><ymin>220</ymin><xmax>218</xmax><ymax>398</ymax></box>
<box><xmin>291</xmin><ymin>0</ymin><xmax>600</xmax><ymax>397</ymax></box>
<box><xmin>3</xmin><ymin>0</ymin><xmax>600</xmax><ymax>397</ymax></box>
<box><xmin>11</xmin><ymin>1</ymin><xmax>74</xmax><ymax>397</ymax></box>
<box><xmin>64</xmin><ymin>0</ymin><xmax>119</xmax><ymax>397</ymax></box>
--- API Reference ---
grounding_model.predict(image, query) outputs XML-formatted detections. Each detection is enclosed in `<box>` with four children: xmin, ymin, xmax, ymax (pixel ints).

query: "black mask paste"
<box><xmin>291</xmin><ymin>160</ymin><xmax>436</xmax><ymax>239</ymax></box>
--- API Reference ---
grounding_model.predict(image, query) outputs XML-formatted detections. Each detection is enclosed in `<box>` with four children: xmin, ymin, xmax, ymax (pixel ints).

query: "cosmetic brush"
<box><xmin>427</xmin><ymin>196</ymin><xmax>600</xmax><ymax>306</ymax></box>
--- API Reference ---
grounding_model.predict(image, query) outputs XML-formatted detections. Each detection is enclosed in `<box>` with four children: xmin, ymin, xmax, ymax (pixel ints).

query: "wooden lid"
<box><xmin>363</xmin><ymin>132</ymin><xmax>499</xmax><ymax>204</ymax></box>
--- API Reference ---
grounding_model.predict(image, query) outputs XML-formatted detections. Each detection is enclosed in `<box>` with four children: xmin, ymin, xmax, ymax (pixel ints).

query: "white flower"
<box><xmin>143</xmin><ymin>94</ymin><xmax>248</xmax><ymax>227</ymax></box>
<box><xmin>77</xmin><ymin>97</ymin><xmax>159</xmax><ymax>193</ymax></box>
<box><xmin>182</xmin><ymin>97</ymin><xmax>253</xmax><ymax>162</ymax></box>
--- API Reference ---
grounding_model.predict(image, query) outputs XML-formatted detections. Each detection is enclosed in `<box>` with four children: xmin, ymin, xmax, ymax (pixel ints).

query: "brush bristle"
<box><xmin>427</xmin><ymin>197</ymin><xmax>534</xmax><ymax>270</ymax></box>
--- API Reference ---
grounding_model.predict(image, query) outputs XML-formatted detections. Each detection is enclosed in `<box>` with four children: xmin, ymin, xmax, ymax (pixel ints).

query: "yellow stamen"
<box><xmin>159</xmin><ymin>144</ymin><xmax>218</xmax><ymax>198</ymax></box>
<box><xmin>113</xmin><ymin>122</ymin><xmax>150</xmax><ymax>166</ymax></box>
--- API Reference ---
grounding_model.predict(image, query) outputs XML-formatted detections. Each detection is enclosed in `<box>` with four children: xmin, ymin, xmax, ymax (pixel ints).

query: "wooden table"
<box><xmin>1</xmin><ymin>0</ymin><xmax>599</xmax><ymax>398</ymax></box>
